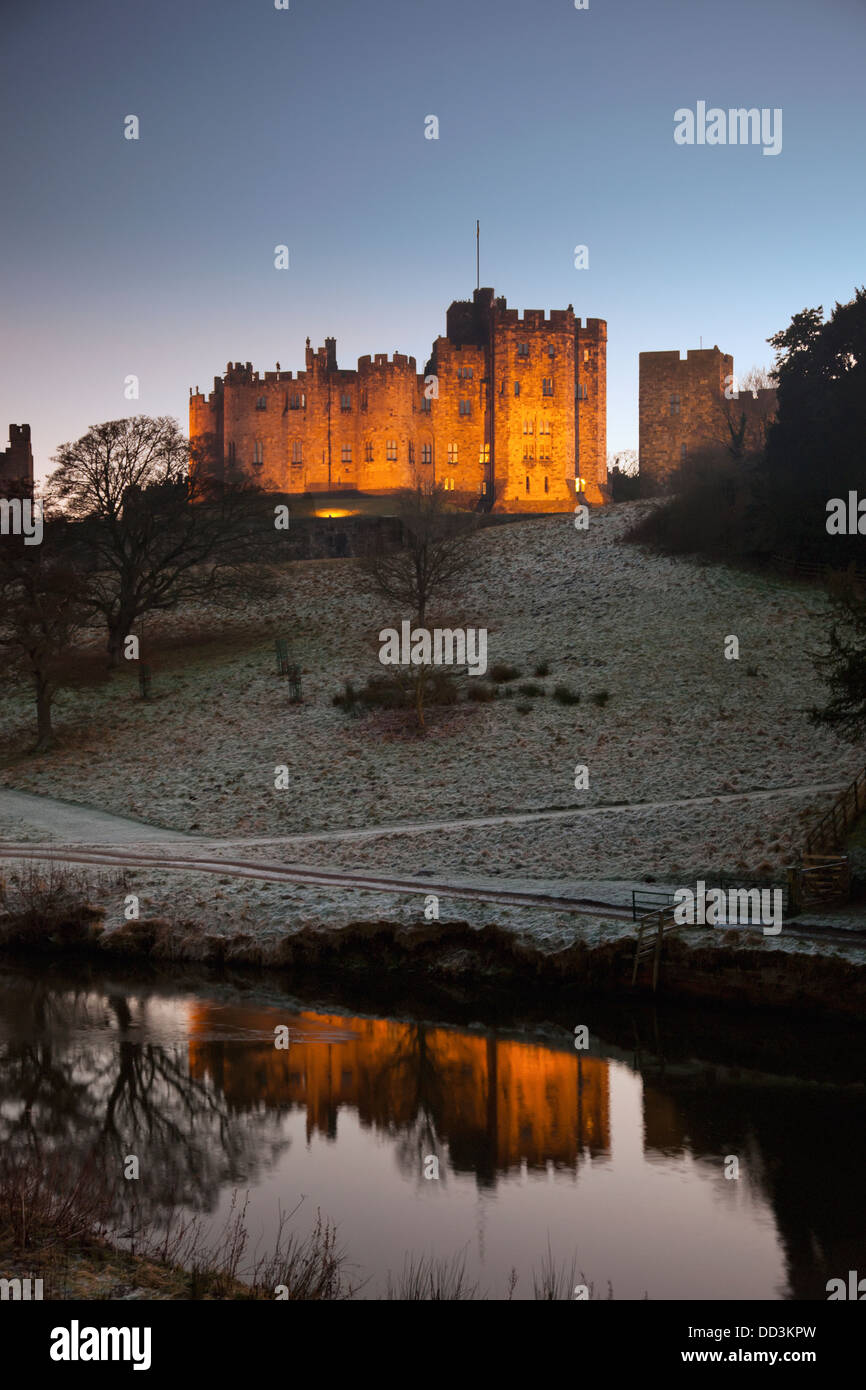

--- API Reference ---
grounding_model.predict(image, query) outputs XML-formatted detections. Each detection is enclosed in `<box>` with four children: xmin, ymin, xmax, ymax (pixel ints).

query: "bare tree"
<box><xmin>360</xmin><ymin>484</ymin><xmax>481</xmax><ymax>727</ymax></box>
<box><xmin>46</xmin><ymin>417</ymin><xmax>257</xmax><ymax>666</ymax></box>
<box><xmin>0</xmin><ymin>530</ymin><xmax>93</xmax><ymax>751</ymax></box>
<box><xmin>715</xmin><ymin>364</ymin><xmax>777</xmax><ymax>460</ymax></box>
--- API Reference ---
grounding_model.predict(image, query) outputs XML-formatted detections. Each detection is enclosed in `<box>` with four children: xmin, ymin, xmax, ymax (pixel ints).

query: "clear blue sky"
<box><xmin>2</xmin><ymin>0</ymin><xmax>864</xmax><ymax>482</ymax></box>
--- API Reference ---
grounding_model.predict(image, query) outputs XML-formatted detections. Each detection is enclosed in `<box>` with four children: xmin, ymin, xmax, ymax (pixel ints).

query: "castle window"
<box><xmin>421</xmin><ymin>396</ymin><xmax>431</xmax><ymax>413</ymax></box>
<box><xmin>525</xmin><ymin>475</ymin><xmax>530</xmax><ymax>492</ymax></box>
<box><xmin>365</xmin><ymin>441</ymin><xmax>374</xmax><ymax>462</ymax></box>
<box><xmin>544</xmin><ymin>476</ymin><xmax>549</xmax><ymax>493</ymax></box>
<box><xmin>523</xmin><ymin>443</ymin><xmax>534</xmax><ymax>460</ymax></box>
<box><xmin>256</xmin><ymin>396</ymin><xmax>267</xmax><ymax>411</ymax></box>
<box><xmin>292</xmin><ymin>441</ymin><xmax>303</xmax><ymax>464</ymax></box>
<box><xmin>408</xmin><ymin>442</ymin><xmax>415</xmax><ymax>464</ymax></box>
<box><xmin>479</xmin><ymin>444</ymin><xmax>490</xmax><ymax>465</ymax></box>
<box><xmin>341</xmin><ymin>445</ymin><xmax>352</xmax><ymax>464</ymax></box>
<box><xmin>539</xmin><ymin>419</ymin><xmax>550</xmax><ymax>434</ymax></box>
<box><xmin>517</xmin><ymin>343</ymin><xmax>529</xmax><ymax>358</ymax></box>
<box><xmin>289</xmin><ymin>392</ymin><xmax>302</xmax><ymax>410</ymax></box>
<box><xmin>583</xmin><ymin>349</ymin><xmax>590</xmax><ymax>363</ymax></box>
<box><xmin>681</xmin><ymin>443</ymin><xmax>687</xmax><ymax>460</ymax></box>
<box><xmin>459</xmin><ymin>399</ymin><xmax>471</xmax><ymax>416</ymax></box>
<box><xmin>523</xmin><ymin>419</ymin><xmax>533</xmax><ymax>434</ymax></box>
<box><xmin>227</xmin><ymin>441</ymin><xmax>236</xmax><ymax>463</ymax></box>
<box><xmin>542</xmin><ymin>378</ymin><xmax>554</xmax><ymax>397</ymax></box>
<box><xmin>457</xmin><ymin>366</ymin><xmax>474</xmax><ymax>380</ymax></box>
<box><xmin>577</xmin><ymin>383</ymin><xmax>589</xmax><ymax>401</ymax></box>
<box><xmin>253</xmin><ymin>440</ymin><xmax>263</xmax><ymax>465</ymax></box>
<box><xmin>387</xmin><ymin>439</ymin><xmax>397</xmax><ymax>460</ymax></box>
<box><xmin>447</xmin><ymin>443</ymin><xmax>458</xmax><ymax>465</ymax></box>
<box><xmin>361</xmin><ymin>389</ymin><xmax>368</xmax><ymax>410</ymax></box>
<box><xmin>341</xmin><ymin>393</ymin><xmax>352</xmax><ymax>412</ymax></box>
<box><xmin>548</xmin><ymin>345</ymin><xmax>556</xmax><ymax>358</ymax></box>
<box><xmin>514</xmin><ymin>381</ymin><xmax>520</xmax><ymax>397</ymax></box>
<box><xmin>670</xmin><ymin>394</ymin><xmax>681</xmax><ymax>416</ymax></box>
<box><xmin>443</xmin><ymin>477</ymin><xmax>455</xmax><ymax>491</ymax></box>
<box><xmin>539</xmin><ymin>443</ymin><xmax>550</xmax><ymax>460</ymax></box>
<box><xmin>421</xmin><ymin>443</ymin><xmax>432</xmax><ymax>465</ymax></box>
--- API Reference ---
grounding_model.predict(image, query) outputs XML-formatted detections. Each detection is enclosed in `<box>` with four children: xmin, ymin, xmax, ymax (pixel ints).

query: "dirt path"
<box><xmin>0</xmin><ymin>779</ymin><xmax>846</xmax><ymax>851</ymax></box>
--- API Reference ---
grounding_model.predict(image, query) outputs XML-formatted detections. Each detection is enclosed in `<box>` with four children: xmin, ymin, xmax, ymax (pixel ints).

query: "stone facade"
<box><xmin>0</xmin><ymin>423</ymin><xmax>33</xmax><ymax>497</ymax></box>
<box><xmin>190</xmin><ymin>288</ymin><xmax>607</xmax><ymax>510</ymax></box>
<box><xmin>639</xmin><ymin>348</ymin><xmax>778</xmax><ymax>490</ymax></box>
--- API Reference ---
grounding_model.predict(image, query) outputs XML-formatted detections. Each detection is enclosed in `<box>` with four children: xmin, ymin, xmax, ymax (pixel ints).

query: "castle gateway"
<box><xmin>189</xmin><ymin>288</ymin><xmax>607</xmax><ymax>510</ymax></box>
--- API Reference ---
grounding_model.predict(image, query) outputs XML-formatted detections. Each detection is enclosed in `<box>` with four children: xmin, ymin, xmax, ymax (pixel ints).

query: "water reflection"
<box><xmin>188</xmin><ymin>1007</ymin><xmax>609</xmax><ymax>1183</ymax></box>
<box><xmin>0</xmin><ymin>965</ymin><xmax>862</xmax><ymax>1298</ymax></box>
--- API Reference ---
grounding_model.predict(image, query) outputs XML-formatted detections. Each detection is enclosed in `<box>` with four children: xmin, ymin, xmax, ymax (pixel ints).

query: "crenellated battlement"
<box><xmin>189</xmin><ymin>284</ymin><xmax>607</xmax><ymax>510</ymax></box>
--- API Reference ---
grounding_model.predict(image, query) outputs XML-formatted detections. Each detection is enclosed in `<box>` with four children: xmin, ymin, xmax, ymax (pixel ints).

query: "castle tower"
<box><xmin>639</xmin><ymin>346</ymin><xmax>733</xmax><ymax>490</ymax></box>
<box><xmin>0</xmin><ymin>423</ymin><xmax>34</xmax><ymax>498</ymax></box>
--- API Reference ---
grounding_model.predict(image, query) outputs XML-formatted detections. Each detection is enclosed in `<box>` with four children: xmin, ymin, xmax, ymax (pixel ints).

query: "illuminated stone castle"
<box><xmin>189</xmin><ymin>288</ymin><xmax>607</xmax><ymax>510</ymax></box>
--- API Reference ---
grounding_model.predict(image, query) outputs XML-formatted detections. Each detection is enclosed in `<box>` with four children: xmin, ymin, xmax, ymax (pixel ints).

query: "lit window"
<box><xmin>341</xmin><ymin>445</ymin><xmax>352</xmax><ymax>464</ymax></box>
<box><xmin>523</xmin><ymin>419</ymin><xmax>533</xmax><ymax>434</ymax></box>
<box><xmin>542</xmin><ymin>378</ymin><xmax>553</xmax><ymax>397</ymax></box>
<box><xmin>447</xmin><ymin>443</ymin><xmax>458</xmax><ymax>464</ymax></box>
<box><xmin>387</xmin><ymin>439</ymin><xmax>397</xmax><ymax>460</ymax></box>
<box><xmin>479</xmin><ymin>444</ymin><xmax>490</xmax><ymax>465</ymax></box>
<box><xmin>539</xmin><ymin>419</ymin><xmax>550</xmax><ymax>434</ymax></box>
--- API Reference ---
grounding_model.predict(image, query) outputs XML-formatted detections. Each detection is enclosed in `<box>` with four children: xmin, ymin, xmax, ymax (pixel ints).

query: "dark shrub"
<box><xmin>488</xmin><ymin>663</ymin><xmax>521</xmax><ymax>683</ymax></box>
<box><xmin>517</xmin><ymin>682</ymin><xmax>544</xmax><ymax>697</ymax></box>
<box><xmin>552</xmin><ymin>684</ymin><xmax>580</xmax><ymax>705</ymax></box>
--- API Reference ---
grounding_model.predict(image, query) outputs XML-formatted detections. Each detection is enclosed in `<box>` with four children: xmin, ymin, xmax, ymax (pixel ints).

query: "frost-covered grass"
<box><xmin>0</xmin><ymin>503</ymin><xmax>857</xmax><ymax>885</ymax></box>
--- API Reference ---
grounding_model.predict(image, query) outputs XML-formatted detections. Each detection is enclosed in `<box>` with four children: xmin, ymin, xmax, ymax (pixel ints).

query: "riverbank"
<box><xmin>1</xmin><ymin>860</ymin><xmax>864</xmax><ymax>1017</ymax></box>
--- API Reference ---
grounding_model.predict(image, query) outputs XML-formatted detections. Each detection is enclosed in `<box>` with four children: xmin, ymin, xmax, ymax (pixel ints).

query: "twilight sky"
<box><xmin>1</xmin><ymin>0</ymin><xmax>864</xmax><ymax>483</ymax></box>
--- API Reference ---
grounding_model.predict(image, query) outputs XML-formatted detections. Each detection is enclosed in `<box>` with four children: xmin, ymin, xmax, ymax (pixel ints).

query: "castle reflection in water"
<box><xmin>188</xmin><ymin>1007</ymin><xmax>609</xmax><ymax>1181</ymax></box>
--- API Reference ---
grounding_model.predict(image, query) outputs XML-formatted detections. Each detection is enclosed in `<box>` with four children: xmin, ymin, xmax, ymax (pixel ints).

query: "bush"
<box><xmin>515</xmin><ymin>702</ymin><xmax>532</xmax><ymax>715</ymax></box>
<box><xmin>590</xmin><ymin>690</ymin><xmax>610</xmax><ymax>707</ymax></box>
<box><xmin>332</xmin><ymin>669</ymin><xmax>460</xmax><ymax>713</ymax></box>
<box><xmin>466</xmin><ymin>682</ymin><xmax>495</xmax><ymax>702</ymax></box>
<box><xmin>517</xmin><ymin>682</ymin><xmax>544</xmax><ymax>697</ymax></box>
<box><xmin>552</xmin><ymin>684</ymin><xmax>580</xmax><ymax>706</ymax></box>
<box><xmin>488</xmin><ymin>663</ymin><xmax>521</xmax><ymax>683</ymax></box>
<box><xmin>533</xmin><ymin>661</ymin><xmax>550</xmax><ymax>678</ymax></box>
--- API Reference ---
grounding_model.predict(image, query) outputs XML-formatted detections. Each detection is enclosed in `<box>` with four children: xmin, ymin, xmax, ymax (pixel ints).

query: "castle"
<box><xmin>0</xmin><ymin>424</ymin><xmax>33</xmax><ymax>497</ymax></box>
<box><xmin>189</xmin><ymin>288</ymin><xmax>607</xmax><ymax>510</ymax></box>
<box><xmin>639</xmin><ymin>347</ymin><xmax>777</xmax><ymax>489</ymax></box>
